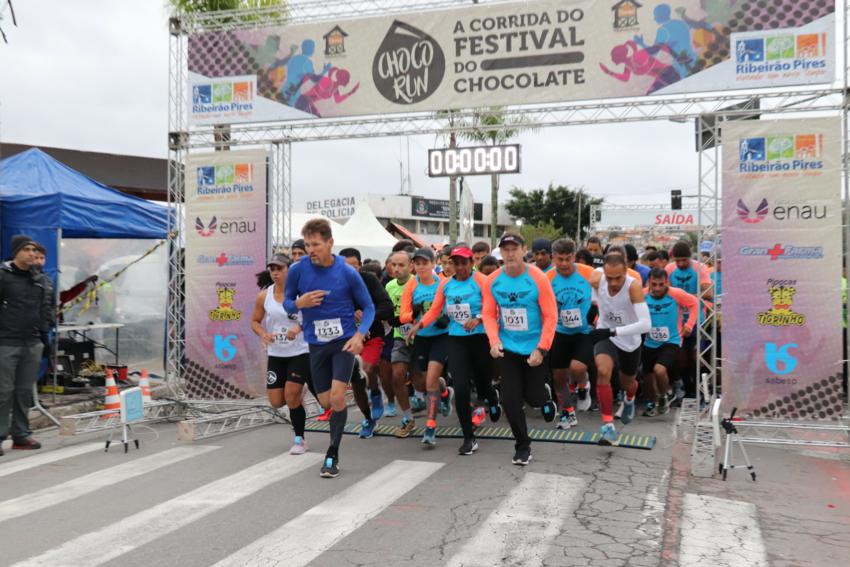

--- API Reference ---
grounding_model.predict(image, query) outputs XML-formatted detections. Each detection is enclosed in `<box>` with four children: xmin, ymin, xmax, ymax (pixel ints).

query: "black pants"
<box><xmin>449</xmin><ymin>334</ymin><xmax>497</xmax><ymax>439</ymax></box>
<box><xmin>498</xmin><ymin>350</ymin><xmax>551</xmax><ymax>451</ymax></box>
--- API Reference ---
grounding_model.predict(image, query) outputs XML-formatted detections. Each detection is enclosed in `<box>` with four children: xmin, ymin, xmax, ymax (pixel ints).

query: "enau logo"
<box><xmin>195</xmin><ymin>216</ymin><xmax>217</xmax><ymax>237</ymax></box>
<box><xmin>737</xmin><ymin>198</ymin><xmax>827</xmax><ymax>224</ymax></box>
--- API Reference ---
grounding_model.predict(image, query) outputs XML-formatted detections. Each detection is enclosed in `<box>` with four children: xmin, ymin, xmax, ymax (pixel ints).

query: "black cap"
<box><xmin>291</xmin><ymin>239</ymin><xmax>306</xmax><ymax>252</ymax></box>
<box><xmin>412</xmin><ymin>247</ymin><xmax>435</xmax><ymax>262</ymax></box>
<box><xmin>267</xmin><ymin>253</ymin><xmax>291</xmax><ymax>268</ymax></box>
<box><xmin>531</xmin><ymin>238</ymin><xmax>551</xmax><ymax>253</ymax></box>
<box><xmin>10</xmin><ymin>235</ymin><xmax>38</xmax><ymax>259</ymax></box>
<box><xmin>498</xmin><ymin>233</ymin><xmax>525</xmax><ymax>248</ymax></box>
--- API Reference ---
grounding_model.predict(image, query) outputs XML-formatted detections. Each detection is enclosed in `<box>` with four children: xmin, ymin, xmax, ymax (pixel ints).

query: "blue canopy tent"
<box><xmin>0</xmin><ymin>148</ymin><xmax>169</xmax><ymax>284</ymax></box>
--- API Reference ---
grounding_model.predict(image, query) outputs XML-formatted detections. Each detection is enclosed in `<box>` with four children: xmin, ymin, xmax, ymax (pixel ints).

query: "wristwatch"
<box><xmin>536</xmin><ymin>348</ymin><xmax>549</xmax><ymax>357</ymax></box>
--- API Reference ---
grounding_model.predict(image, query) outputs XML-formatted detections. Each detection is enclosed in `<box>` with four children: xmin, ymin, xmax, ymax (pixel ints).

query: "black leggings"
<box><xmin>498</xmin><ymin>350</ymin><xmax>551</xmax><ymax>451</ymax></box>
<box><xmin>449</xmin><ymin>334</ymin><xmax>497</xmax><ymax>439</ymax></box>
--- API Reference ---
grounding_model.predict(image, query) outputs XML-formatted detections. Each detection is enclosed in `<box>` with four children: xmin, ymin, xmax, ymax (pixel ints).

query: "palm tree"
<box><xmin>458</xmin><ymin>107</ymin><xmax>536</xmax><ymax>247</ymax></box>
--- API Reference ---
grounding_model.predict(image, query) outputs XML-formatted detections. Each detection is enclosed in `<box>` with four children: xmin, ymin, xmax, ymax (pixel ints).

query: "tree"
<box><xmin>457</xmin><ymin>107</ymin><xmax>536</xmax><ymax>247</ymax></box>
<box><xmin>519</xmin><ymin>220</ymin><xmax>562</xmax><ymax>244</ymax></box>
<box><xmin>506</xmin><ymin>184</ymin><xmax>602</xmax><ymax>242</ymax></box>
<box><xmin>169</xmin><ymin>0</ymin><xmax>285</xmax><ymax>12</ymax></box>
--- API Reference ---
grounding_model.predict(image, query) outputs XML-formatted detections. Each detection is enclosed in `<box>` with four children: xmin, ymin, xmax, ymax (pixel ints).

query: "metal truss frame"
<box><xmin>167</xmin><ymin>2</ymin><xmax>850</xmax><ymax>466</ymax></box>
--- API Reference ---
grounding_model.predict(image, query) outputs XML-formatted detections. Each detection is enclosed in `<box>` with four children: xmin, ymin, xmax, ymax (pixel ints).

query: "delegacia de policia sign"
<box><xmin>305</xmin><ymin>197</ymin><xmax>357</xmax><ymax>220</ymax></box>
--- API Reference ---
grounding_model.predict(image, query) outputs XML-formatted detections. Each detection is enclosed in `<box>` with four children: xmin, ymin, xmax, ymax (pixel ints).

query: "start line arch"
<box><xmin>166</xmin><ymin>0</ymin><xmax>850</xmax><ymax>475</ymax></box>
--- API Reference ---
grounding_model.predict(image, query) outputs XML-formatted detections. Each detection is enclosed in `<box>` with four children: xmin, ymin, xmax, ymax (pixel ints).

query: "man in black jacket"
<box><xmin>340</xmin><ymin>248</ymin><xmax>394</xmax><ymax>439</ymax></box>
<box><xmin>0</xmin><ymin>235</ymin><xmax>52</xmax><ymax>454</ymax></box>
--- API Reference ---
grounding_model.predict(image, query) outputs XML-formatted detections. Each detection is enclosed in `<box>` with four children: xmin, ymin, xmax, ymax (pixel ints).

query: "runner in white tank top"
<box><xmin>588</xmin><ymin>253</ymin><xmax>651</xmax><ymax>446</ymax></box>
<box><xmin>251</xmin><ymin>254</ymin><xmax>313</xmax><ymax>455</ymax></box>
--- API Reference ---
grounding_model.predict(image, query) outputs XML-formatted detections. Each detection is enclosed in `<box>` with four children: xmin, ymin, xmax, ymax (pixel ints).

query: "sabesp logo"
<box><xmin>737</xmin><ymin>199</ymin><xmax>827</xmax><ymax>224</ymax></box>
<box><xmin>764</xmin><ymin>342</ymin><xmax>798</xmax><ymax>375</ymax></box>
<box><xmin>214</xmin><ymin>334</ymin><xmax>237</xmax><ymax>362</ymax></box>
<box><xmin>196</xmin><ymin>163</ymin><xmax>254</xmax><ymax>197</ymax></box>
<box><xmin>739</xmin><ymin>134</ymin><xmax>824</xmax><ymax>173</ymax></box>
<box><xmin>736</xmin><ymin>32</ymin><xmax>827</xmax><ymax>74</ymax></box>
<box><xmin>192</xmin><ymin>80</ymin><xmax>254</xmax><ymax>114</ymax></box>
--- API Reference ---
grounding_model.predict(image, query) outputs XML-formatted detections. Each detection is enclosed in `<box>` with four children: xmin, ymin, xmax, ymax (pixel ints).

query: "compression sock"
<box><xmin>290</xmin><ymin>405</ymin><xmax>306</xmax><ymax>438</ymax></box>
<box><xmin>597</xmin><ymin>384</ymin><xmax>614</xmax><ymax>424</ymax></box>
<box><xmin>329</xmin><ymin>407</ymin><xmax>347</xmax><ymax>451</ymax></box>
<box><xmin>427</xmin><ymin>390</ymin><xmax>439</xmax><ymax>426</ymax></box>
<box><xmin>625</xmin><ymin>381</ymin><xmax>638</xmax><ymax>402</ymax></box>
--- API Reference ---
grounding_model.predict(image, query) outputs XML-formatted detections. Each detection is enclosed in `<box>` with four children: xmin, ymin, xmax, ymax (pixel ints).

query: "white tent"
<box><xmin>288</xmin><ymin>212</ymin><xmax>342</xmax><ymax>243</ymax></box>
<box><xmin>332</xmin><ymin>202</ymin><xmax>398</xmax><ymax>262</ymax></box>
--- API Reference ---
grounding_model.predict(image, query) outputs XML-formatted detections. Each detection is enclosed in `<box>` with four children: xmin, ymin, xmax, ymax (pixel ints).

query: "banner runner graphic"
<box><xmin>185</xmin><ymin>150</ymin><xmax>269</xmax><ymax>398</ymax></box>
<box><xmin>721</xmin><ymin>117</ymin><xmax>843</xmax><ymax>419</ymax></box>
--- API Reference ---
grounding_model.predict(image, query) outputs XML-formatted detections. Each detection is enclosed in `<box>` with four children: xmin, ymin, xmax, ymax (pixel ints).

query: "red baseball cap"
<box><xmin>450</xmin><ymin>246</ymin><xmax>473</xmax><ymax>259</ymax></box>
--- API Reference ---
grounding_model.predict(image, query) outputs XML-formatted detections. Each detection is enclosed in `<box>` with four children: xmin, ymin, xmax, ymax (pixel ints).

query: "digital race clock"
<box><xmin>428</xmin><ymin>144</ymin><xmax>521</xmax><ymax>177</ymax></box>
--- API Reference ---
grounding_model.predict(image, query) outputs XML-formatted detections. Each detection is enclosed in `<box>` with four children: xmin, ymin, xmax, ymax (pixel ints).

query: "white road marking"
<box><xmin>446</xmin><ymin>472</ymin><xmax>586</xmax><ymax>567</ymax></box>
<box><xmin>680</xmin><ymin>493</ymin><xmax>768</xmax><ymax>567</ymax></box>
<box><xmin>0</xmin><ymin>445</ymin><xmax>218</xmax><ymax>524</ymax></box>
<box><xmin>15</xmin><ymin>452</ymin><xmax>321</xmax><ymax>567</ymax></box>
<box><xmin>0</xmin><ymin>443</ymin><xmax>102</xmax><ymax>478</ymax></box>
<box><xmin>637</xmin><ymin>469</ymin><xmax>669</xmax><ymax>547</ymax></box>
<box><xmin>214</xmin><ymin>459</ymin><xmax>444</xmax><ymax>567</ymax></box>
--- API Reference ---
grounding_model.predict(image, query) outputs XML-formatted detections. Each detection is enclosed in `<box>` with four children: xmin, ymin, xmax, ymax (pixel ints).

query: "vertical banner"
<box><xmin>721</xmin><ymin>117</ymin><xmax>843</xmax><ymax>419</ymax></box>
<box><xmin>185</xmin><ymin>149</ymin><xmax>268</xmax><ymax>398</ymax></box>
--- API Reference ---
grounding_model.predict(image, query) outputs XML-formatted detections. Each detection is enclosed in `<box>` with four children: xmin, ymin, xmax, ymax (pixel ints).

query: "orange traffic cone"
<box><xmin>139</xmin><ymin>368</ymin><xmax>152</xmax><ymax>405</ymax></box>
<box><xmin>102</xmin><ymin>369</ymin><xmax>120</xmax><ymax>418</ymax></box>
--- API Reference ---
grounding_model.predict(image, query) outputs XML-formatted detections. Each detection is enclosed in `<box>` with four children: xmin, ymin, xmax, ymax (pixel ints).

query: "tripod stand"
<box><xmin>718</xmin><ymin>407</ymin><xmax>756</xmax><ymax>481</ymax></box>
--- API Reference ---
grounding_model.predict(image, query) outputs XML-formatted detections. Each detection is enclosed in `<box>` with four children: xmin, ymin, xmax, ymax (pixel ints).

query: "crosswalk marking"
<box><xmin>214</xmin><ymin>459</ymin><xmax>445</xmax><ymax>567</ymax></box>
<box><xmin>14</xmin><ymin>452</ymin><xmax>322</xmax><ymax>567</ymax></box>
<box><xmin>0</xmin><ymin>445</ymin><xmax>218</xmax><ymax>524</ymax></box>
<box><xmin>446</xmin><ymin>472</ymin><xmax>586</xmax><ymax>567</ymax></box>
<box><xmin>680</xmin><ymin>493</ymin><xmax>768</xmax><ymax>567</ymax></box>
<box><xmin>0</xmin><ymin>443</ymin><xmax>102</xmax><ymax>479</ymax></box>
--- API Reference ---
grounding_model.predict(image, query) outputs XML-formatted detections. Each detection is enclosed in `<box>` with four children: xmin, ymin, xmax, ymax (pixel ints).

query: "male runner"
<box><xmin>588</xmin><ymin>253</ymin><xmax>652</xmax><ymax>446</ymax></box>
<box><xmin>531</xmin><ymin>238</ymin><xmax>555</xmax><ymax>273</ymax></box>
<box><xmin>339</xmin><ymin>248</ymin><xmax>394</xmax><ymax>438</ymax></box>
<box><xmin>283</xmin><ymin>219</ymin><xmax>375</xmax><ymax>478</ymax></box>
<box><xmin>413</xmin><ymin>246</ymin><xmax>500</xmax><ymax>455</ymax></box>
<box><xmin>642</xmin><ymin>268</ymin><xmax>698</xmax><ymax>416</ymax></box>
<box><xmin>472</xmin><ymin>241</ymin><xmax>491</xmax><ymax>271</ymax></box>
<box><xmin>548</xmin><ymin>239</ymin><xmax>595</xmax><ymax>429</ymax></box>
<box><xmin>385</xmin><ymin>251</ymin><xmax>420</xmax><ymax>436</ymax></box>
<box><xmin>400</xmin><ymin>248</ymin><xmax>453</xmax><ymax>446</ymax></box>
<box><xmin>482</xmin><ymin>233</ymin><xmax>558</xmax><ymax>466</ymax></box>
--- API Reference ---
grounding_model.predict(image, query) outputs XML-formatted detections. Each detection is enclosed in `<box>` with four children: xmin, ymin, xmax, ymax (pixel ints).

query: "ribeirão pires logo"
<box><xmin>739</xmin><ymin>133</ymin><xmax>823</xmax><ymax>173</ymax></box>
<box><xmin>209</xmin><ymin>282</ymin><xmax>241</xmax><ymax>321</ymax></box>
<box><xmin>193</xmin><ymin>79</ymin><xmax>254</xmax><ymax>114</ymax></box>
<box><xmin>196</xmin><ymin>163</ymin><xmax>254</xmax><ymax>197</ymax></box>
<box><xmin>764</xmin><ymin>342</ymin><xmax>798</xmax><ymax>376</ymax></box>
<box><xmin>373</xmin><ymin>20</ymin><xmax>446</xmax><ymax>105</ymax></box>
<box><xmin>756</xmin><ymin>282</ymin><xmax>806</xmax><ymax>326</ymax></box>
<box><xmin>736</xmin><ymin>32</ymin><xmax>827</xmax><ymax>74</ymax></box>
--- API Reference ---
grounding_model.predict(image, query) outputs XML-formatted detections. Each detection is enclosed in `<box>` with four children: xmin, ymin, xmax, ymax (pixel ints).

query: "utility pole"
<box><xmin>448</xmin><ymin>129</ymin><xmax>458</xmax><ymax>242</ymax></box>
<box><xmin>576</xmin><ymin>190</ymin><xmax>583</xmax><ymax>241</ymax></box>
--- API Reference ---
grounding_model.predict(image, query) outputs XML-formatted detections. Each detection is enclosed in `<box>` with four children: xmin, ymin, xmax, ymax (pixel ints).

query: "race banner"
<box><xmin>187</xmin><ymin>0</ymin><xmax>835</xmax><ymax>125</ymax></box>
<box><xmin>597</xmin><ymin>206</ymin><xmax>699</xmax><ymax>228</ymax></box>
<box><xmin>721</xmin><ymin>117</ymin><xmax>843</xmax><ymax>420</ymax></box>
<box><xmin>185</xmin><ymin>149</ymin><xmax>269</xmax><ymax>398</ymax></box>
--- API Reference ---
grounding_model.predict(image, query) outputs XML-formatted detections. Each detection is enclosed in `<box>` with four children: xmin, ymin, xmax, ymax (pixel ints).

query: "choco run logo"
<box><xmin>736</xmin><ymin>31</ymin><xmax>828</xmax><ymax>75</ymax></box>
<box><xmin>196</xmin><ymin>163</ymin><xmax>254</xmax><ymax>197</ymax></box>
<box><xmin>738</xmin><ymin>133</ymin><xmax>823</xmax><ymax>174</ymax></box>
<box><xmin>192</xmin><ymin>80</ymin><xmax>254</xmax><ymax>115</ymax></box>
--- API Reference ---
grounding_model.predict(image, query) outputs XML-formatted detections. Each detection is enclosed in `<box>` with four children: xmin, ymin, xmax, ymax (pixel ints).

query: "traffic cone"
<box><xmin>102</xmin><ymin>369</ymin><xmax>120</xmax><ymax>419</ymax></box>
<box><xmin>139</xmin><ymin>369</ymin><xmax>152</xmax><ymax>405</ymax></box>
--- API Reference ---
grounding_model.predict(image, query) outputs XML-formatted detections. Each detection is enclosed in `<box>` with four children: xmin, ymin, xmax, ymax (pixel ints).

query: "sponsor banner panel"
<box><xmin>187</xmin><ymin>0</ymin><xmax>835</xmax><ymax>124</ymax></box>
<box><xmin>185</xmin><ymin>150</ymin><xmax>269</xmax><ymax>398</ymax></box>
<box><xmin>597</xmin><ymin>207</ymin><xmax>699</xmax><ymax>228</ymax></box>
<box><xmin>721</xmin><ymin>118</ymin><xmax>842</xmax><ymax>419</ymax></box>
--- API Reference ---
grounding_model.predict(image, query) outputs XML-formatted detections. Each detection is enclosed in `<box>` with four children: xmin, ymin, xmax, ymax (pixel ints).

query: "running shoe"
<box><xmin>385</xmin><ymin>402</ymin><xmax>397</xmax><ymax>417</ymax></box>
<box><xmin>440</xmin><ymin>386</ymin><xmax>455</xmax><ymax>417</ymax></box>
<box><xmin>541</xmin><ymin>400</ymin><xmax>558</xmax><ymax>422</ymax></box>
<box><xmin>642</xmin><ymin>403</ymin><xmax>657</xmax><ymax>417</ymax></box>
<box><xmin>459</xmin><ymin>437</ymin><xmax>479</xmax><ymax>455</ymax></box>
<box><xmin>487</xmin><ymin>390</ymin><xmax>502</xmax><ymax>423</ymax></box>
<box><xmin>673</xmin><ymin>381</ymin><xmax>686</xmax><ymax>404</ymax></box>
<box><xmin>316</xmin><ymin>408</ymin><xmax>332</xmax><ymax>422</ymax></box>
<box><xmin>370</xmin><ymin>391</ymin><xmax>384</xmax><ymax>421</ymax></box>
<box><xmin>471</xmin><ymin>407</ymin><xmax>486</xmax><ymax>428</ymax></box>
<box><xmin>511</xmin><ymin>447</ymin><xmax>532</xmax><ymax>466</ymax></box>
<box><xmin>575</xmin><ymin>386</ymin><xmax>591</xmax><ymax>412</ymax></box>
<box><xmin>566</xmin><ymin>410</ymin><xmax>578</xmax><ymax>428</ymax></box>
<box><xmin>556</xmin><ymin>411</ymin><xmax>570</xmax><ymax>430</ymax></box>
<box><xmin>658</xmin><ymin>395</ymin><xmax>670</xmax><ymax>415</ymax></box>
<box><xmin>599</xmin><ymin>423</ymin><xmax>619</xmax><ymax>446</ymax></box>
<box><xmin>621</xmin><ymin>398</ymin><xmax>636</xmax><ymax>425</ymax></box>
<box><xmin>289</xmin><ymin>436</ymin><xmax>309</xmax><ymax>455</ymax></box>
<box><xmin>359</xmin><ymin>418</ymin><xmax>376</xmax><ymax>439</ymax></box>
<box><xmin>410</xmin><ymin>395</ymin><xmax>426</xmax><ymax>413</ymax></box>
<box><xmin>394</xmin><ymin>417</ymin><xmax>415</xmax><ymax>438</ymax></box>
<box><xmin>320</xmin><ymin>454</ymin><xmax>340</xmax><ymax>478</ymax></box>
<box><xmin>422</xmin><ymin>424</ymin><xmax>437</xmax><ymax>447</ymax></box>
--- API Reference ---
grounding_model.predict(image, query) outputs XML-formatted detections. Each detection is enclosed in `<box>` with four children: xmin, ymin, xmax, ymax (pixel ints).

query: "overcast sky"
<box><xmin>0</xmin><ymin>0</ymin><xmax>700</xmax><ymax>208</ymax></box>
